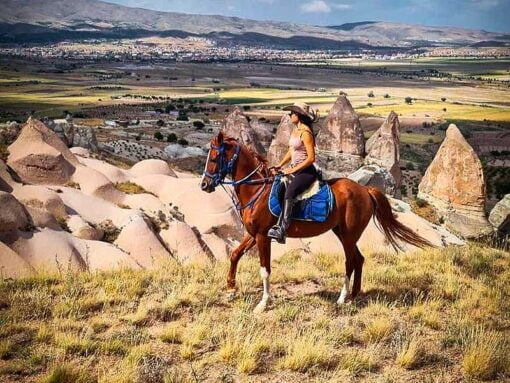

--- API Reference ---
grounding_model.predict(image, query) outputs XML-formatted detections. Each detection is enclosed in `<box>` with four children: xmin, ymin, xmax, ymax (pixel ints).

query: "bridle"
<box><xmin>202</xmin><ymin>140</ymin><xmax>273</xmax><ymax>212</ymax></box>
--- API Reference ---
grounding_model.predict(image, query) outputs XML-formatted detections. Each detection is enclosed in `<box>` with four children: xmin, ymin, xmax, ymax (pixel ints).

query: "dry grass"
<box><xmin>115</xmin><ymin>181</ymin><xmax>151</xmax><ymax>195</ymax></box>
<box><xmin>0</xmin><ymin>244</ymin><xmax>508</xmax><ymax>382</ymax></box>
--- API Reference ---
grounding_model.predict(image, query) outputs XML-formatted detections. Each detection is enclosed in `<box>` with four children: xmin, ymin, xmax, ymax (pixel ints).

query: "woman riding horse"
<box><xmin>200</xmin><ymin>106</ymin><xmax>432</xmax><ymax>313</ymax></box>
<box><xmin>268</xmin><ymin>102</ymin><xmax>318</xmax><ymax>244</ymax></box>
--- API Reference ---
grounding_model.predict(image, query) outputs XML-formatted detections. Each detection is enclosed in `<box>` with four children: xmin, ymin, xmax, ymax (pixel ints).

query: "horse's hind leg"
<box><xmin>332</xmin><ymin>226</ymin><xmax>355</xmax><ymax>305</ymax></box>
<box><xmin>227</xmin><ymin>234</ymin><xmax>255</xmax><ymax>296</ymax></box>
<box><xmin>352</xmin><ymin>246</ymin><xmax>365</xmax><ymax>298</ymax></box>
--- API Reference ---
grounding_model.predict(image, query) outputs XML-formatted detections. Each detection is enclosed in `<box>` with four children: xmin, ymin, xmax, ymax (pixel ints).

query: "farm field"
<box><xmin>0</xmin><ymin>244</ymin><xmax>508</xmax><ymax>382</ymax></box>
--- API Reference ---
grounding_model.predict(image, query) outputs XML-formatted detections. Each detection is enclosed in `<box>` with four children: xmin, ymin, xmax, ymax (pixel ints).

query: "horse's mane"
<box><xmin>224</xmin><ymin>136</ymin><xmax>268</xmax><ymax>170</ymax></box>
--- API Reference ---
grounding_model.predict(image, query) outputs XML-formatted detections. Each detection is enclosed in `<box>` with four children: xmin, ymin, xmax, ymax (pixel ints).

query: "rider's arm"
<box><xmin>277</xmin><ymin>149</ymin><xmax>292</xmax><ymax>168</ymax></box>
<box><xmin>284</xmin><ymin>131</ymin><xmax>315</xmax><ymax>175</ymax></box>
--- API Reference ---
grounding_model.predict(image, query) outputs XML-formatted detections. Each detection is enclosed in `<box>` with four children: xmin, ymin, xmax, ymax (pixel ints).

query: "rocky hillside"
<box><xmin>0</xmin><ymin>0</ymin><xmax>508</xmax><ymax>47</ymax></box>
<box><xmin>0</xmin><ymin>116</ymin><xmax>464</xmax><ymax>278</ymax></box>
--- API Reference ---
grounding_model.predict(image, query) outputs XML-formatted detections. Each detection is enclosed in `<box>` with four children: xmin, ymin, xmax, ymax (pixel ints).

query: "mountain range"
<box><xmin>1</xmin><ymin>0</ymin><xmax>509</xmax><ymax>48</ymax></box>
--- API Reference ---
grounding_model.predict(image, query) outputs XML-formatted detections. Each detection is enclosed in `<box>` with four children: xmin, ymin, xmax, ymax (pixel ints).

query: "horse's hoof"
<box><xmin>253</xmin><ymin>303</ymin><xmax>266</xmax><ymax>314</ymax></box>
<box><xmin>226</xmin><ymin>290</ymin><xmax>237</xmax><ymax>302</ymax></box>
<box><xmin>336</xmin><ymin>298</ymin><xmax>352</xmax><ymax>306</ymax></box>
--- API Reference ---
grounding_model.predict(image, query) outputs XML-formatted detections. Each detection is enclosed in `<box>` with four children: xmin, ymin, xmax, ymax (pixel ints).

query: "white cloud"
<box><xmin>300</xmin><ymin>0</ymin><xmax>331</xmax><ymax>13</ymax></box>
<box><xmin>331</xmin><ymin>3</ymin><xmax>352</xmax><ymax>10</ymax></box>
<box><xmin>300</xmin><ymin>1</ymin><xmax>351</xmax><ymax>13</ymax></box>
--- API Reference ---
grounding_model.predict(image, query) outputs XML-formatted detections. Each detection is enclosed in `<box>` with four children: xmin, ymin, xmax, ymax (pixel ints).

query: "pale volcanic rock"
<box><xmin>7</xmin><ymin>118</ymin><xmax>79</xmax><ymax>185</ymax></box>
<box><xmin>0</xmin><ymin>242</ymin><xmax>33</xmax><ymax>278</ymax></box>
<box><xmin>114</xmin><ymin>215</ymin><xmax>173</xmax><ymax>268</ymax></box>
<box><xmin>70</xmin><ymin>147</ymin><xmax>91</xmax><ymax>158</ymax></box>
<box><xmin>489</xmin><ymin>194</ymin><xmax>510</xmax><ymax>234</ymax></box>
<box><xmin>132</xmin><ymin>174</ymin><xmax>241</xmax><ymax>234</ymax></box>
<box><xmin>67</xmin><ymin>215</ymin><xmax>104</xmax><ymax>241</ymax></box>
<box><xmin>9</xmin><ymin>228</ymin><xmax>140</xmax><ymax>273</ymax></box>
<box><xmin>72</xmin><ymin>126</ymin><xmax>99</xmax><ymax>152</ymax></box>
<box><xmin>9</xmin><ymin>229</ymin><xmax>86</xmax><ymax>273</ymax></box>
<box><xmin>130</xmin><ymin>159</ymin><xmax>177</xmax><ymax>178</ymax></box>
<box><xmin>24</xmin><ymin>206</ymin><xmax>61</xmax><ymax>231</ymax></box>
<box><xmin>315</xmin><ymin>95</ymin><xmax>365</xmax><ymax>176</ymax></box>
<box><xmin>160</xmin><ymin>221</ymin><xmax>211</xmax><ymax>264</ymax></box>
<box><xmin>77</xmin><ymin>157</ymin><xmax>130</xmax><ymax>184</ymax></box>
<box><xmin>267</xmin><ymin>114</ymin><xmax>294</xmax><ymax>166</ymax></box>
<box><xmin>0</xmin><ymin>121</ymin><xmax>21</xmax><ymax>145</ymax></box>
<box><xmin>12</xmin><ymin>185</ymin><xmax>67</xmax><ymax>220</ymax></box>
<box><xmin>365</xmin><ymin>111</ymin><xmax>402</xmax><ymax>191</ymax></box>
<box><xmin>56</xmin><ymin>187</ymin><xmax>140</xmax><ymax>228</ymax></box>
<box><xmin>201</xmin><ymin>232</ymin><xmax>231</xmax><ymax>260</ymax></box>
<box><xmin>349</xmin><ymin>164</ymin><xmax>396</xmax><ymax>197</ymax></box>
<box><xmin>317</xmin><ymin>95</ymin><xmax>365</xmax><ymax>156</ymax></box>
<box><xmin>0</xmin><ymin>159</ymin><xmax>15</xmax><ymax>192</ymax></box>
<box><xmin>221</xmin><ymin>107</ymin><xmax>265</xmax><ymax>154</ymax></box>
<box><xmin>72</xmin><ymin>165</ymin><xmax>124</xmax><ymax>203</ymax></box>
<box><xmin>418</xmin><ymin>124</ymin><xmax>492</xmax><ymax>238</ymax></box>
<box><xmin>0</xmin><ymin>191</ymin><xmax>30</xmax><ymax>233</ymax></box>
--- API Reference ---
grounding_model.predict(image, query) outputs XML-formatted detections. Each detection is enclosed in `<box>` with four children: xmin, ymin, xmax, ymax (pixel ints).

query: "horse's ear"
<box><xmin>217</xmin><ymin>131</ymin><xmax>224</xmax><ymax>144</ymax></box>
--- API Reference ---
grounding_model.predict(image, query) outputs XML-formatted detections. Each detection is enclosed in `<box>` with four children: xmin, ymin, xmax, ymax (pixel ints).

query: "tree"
<box><xmin>154</xmin><ymin>132</ymin><xmax>163</xmax><ymax>141</ymax></box>
<box><xmin>177</xmin><ymin>138</ymin><xmax>189</xmax><ymax>146</ymax></box>
<box><xmin>167</xmin><ymin>133</ymin><xmax>177</xmax><ymax>143</ymax></box>
<box><xmin>441</xmin><ymin>97</ymin><xmax>447</xmax><ymax>102</ymax></box>
<box><xmin>384</xmin><ymin>94</ymin><xmax>390</xmax><ymax>98</ymax></box>
<box><xmin>405</xmin><ymin>97</ymin><xmax>413</xmax><ymax>105</ymax></box>
<box><xmin>243</xmin><ymin>105</ymin><xmax>251</xmax><ymax>111</ymax></box>
<box><xmin>156</xmin><ymin>119</ymin><xmax>165</xmax><ymax>127</ymax></box>
<box><xmin>368</xmin><ymin>90</ymin><xmax>375</xmax><ymax>98</ymax></box>
<box><xmin>177</xmin><ymin>111</ymin><xmax>189</xmax><ymax>121</ymax></box>
<box><xmin>165</xmin><ymin>104</ymin><xmax>176</xmax><ymax>113</ymax></box>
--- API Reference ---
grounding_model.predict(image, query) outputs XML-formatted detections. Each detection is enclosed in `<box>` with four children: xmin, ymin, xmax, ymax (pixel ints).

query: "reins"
<box><xmin>203</xmin><ymin>140</ymin><xmax>274</xmax><ymax>213</ymax></box>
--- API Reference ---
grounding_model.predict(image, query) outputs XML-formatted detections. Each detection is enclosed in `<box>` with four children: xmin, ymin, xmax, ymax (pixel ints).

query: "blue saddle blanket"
<box><xmin>269</xmin><ymin>175</ymin><xmax>335</xmax><ymax>222</ymax></box>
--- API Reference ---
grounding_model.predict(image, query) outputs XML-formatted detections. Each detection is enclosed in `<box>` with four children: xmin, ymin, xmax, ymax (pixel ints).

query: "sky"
<box><xmin>104</xmin><ymin>0</ymin><xmax>510</xmax><ymax>33</ymax></box>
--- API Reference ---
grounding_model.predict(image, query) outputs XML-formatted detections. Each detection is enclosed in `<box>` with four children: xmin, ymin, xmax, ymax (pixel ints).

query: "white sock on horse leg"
<box><xmin>337</xmin><ymin>275</ymin><xmax>350</xmax><ymax>304</ymax></box>
<box><xmin>260</xmin><ymin>267</ymin><xmax>270</xmax><ymax>301</ymax></box>
<box><xmin>254</xmin><ymin>267</ymin><xmax>271</xmax><ymax>313</ymax></box>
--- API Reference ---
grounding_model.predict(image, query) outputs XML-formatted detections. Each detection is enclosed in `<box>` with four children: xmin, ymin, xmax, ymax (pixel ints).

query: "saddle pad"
<box><xmin>297</xmin><ymin>179</ymin><xmax>321</xmax><ymax>201</ymax></box>
<box><xmin>269</xmin><ymin>175</ymin><xmax>335</xmax><ymax>222</ymax></box>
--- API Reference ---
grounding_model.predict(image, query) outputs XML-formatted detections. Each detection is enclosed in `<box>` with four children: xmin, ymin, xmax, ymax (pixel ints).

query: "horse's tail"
<box><xmin>367</xmin><ymin>187</ymin><xmax>434</xmax><ymax>251</ymax></box>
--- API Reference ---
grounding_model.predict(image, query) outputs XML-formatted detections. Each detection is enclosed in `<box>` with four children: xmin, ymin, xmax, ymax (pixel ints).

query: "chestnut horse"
<box><xmin>201</xmin><ymin>132</ymin><xmax>432</xmax><ymax>313</ymax></box>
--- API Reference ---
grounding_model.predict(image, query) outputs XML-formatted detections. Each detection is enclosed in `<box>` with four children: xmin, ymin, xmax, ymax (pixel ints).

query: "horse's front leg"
<box><xmin>226</xmin><ymin>234</ymin><xmax>255</xmax><ymax>300</ymax></box>
<box><xmin>253</xmin><ymin>233</ymin><xmax>272</xmax><ymax>314</ymax></box>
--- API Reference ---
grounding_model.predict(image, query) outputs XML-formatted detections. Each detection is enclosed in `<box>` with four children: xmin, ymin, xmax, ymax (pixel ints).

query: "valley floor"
<box><xmin>0</xmin><ymin>244</ymin><xmax>509</xmax><ymax>382</ymax></box>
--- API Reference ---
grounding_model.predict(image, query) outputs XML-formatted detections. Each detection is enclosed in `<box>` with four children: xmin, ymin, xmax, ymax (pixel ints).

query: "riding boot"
<box><xmin>267</xmin><ymin>198</ymin><xmax>295</xmax><ymax>244</ymax></box>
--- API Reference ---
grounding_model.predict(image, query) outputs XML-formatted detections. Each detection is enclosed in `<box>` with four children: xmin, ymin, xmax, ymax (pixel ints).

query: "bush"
<box><xmin>154</xmin><ymin>132</ymin><xmax>163</xmax><ymax>141</ymax></box>
<box><xmin>167</xmin><ymin>133</ymin><xmax>177</xmax><ymax>143</ymax></box>
<box><xmin>193</xmin><ymin>121</ymin><xmax>205</xmax><ymax>130</ymax></box>
<box><xmin>405</xmin><ymin>97</ymin><xmax>413</xmax><ymax>105</ymax></box>
<box><xmin>406</xmin><ymin>162</ymin><xmax>415</xmax><ymax>171</ymax></box>
<box><xmin>415</xmin><ymin>197</ymin><xmax>428</xmax><ymax>208</ymax></box>
<box><xmin>243</xmin><ymin>105</ymin><xmax>251</xmax><ymax>111</ymax></box>
<box><xmin>384</xmin><ymin>94</ymin><xmax>390</xmax><ymax>98</ymax></box>
<box><xmin>165</xmin><ymin>104</ymin><xmax>176</xmax><ymax>112</ymax></box>
<box><xmin>177</xmin><ymin>138</ymin><xmax>188</xmax><ymax>146</ymax></box>
<box><xmin>156</xmin><ymin>119</ymin><xmax>165</xmax><ymax>127</ymax></box>
<box><xmin>368</xmin><ymin>91</ymin><xmax>375</xmax><ymax>98</ymax></box>
<box><xmin>441</xmin><ymin>97</ymin><xmax>447</xmax><ymax>102</ymax></box>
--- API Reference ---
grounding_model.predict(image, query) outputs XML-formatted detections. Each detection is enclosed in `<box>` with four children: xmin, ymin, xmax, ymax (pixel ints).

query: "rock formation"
<box><xmin>365</xmin><ymin>111</ymin><xmax>402</xmax><ymax>194</ymax></box>
<box><xmin>489</xmin><ymin>194</ymin><xmax>509</xmax><ymax>235</ymax></box>
<box><xmin>267</xmin><ymin>114</ymin><xmax>294</xmax><ymax>166</ymax></box>
<box><xmin>46</xmin><ymin>118</ymin><xmax>99</xmax><ymax>152</ymax></box>
<box><xmin>348</xmin><ymin>164</ymin><xmax>396</xmax><ymax>196</ymax></box>
<box><xmin>418</xmin><ymin>124</ymin><xmax>492</xmax><ymax>238</ymax></box>
<box><xmin>0</xmin><ymin>117</ymin><xmax>467</xmax><ymax>278</ymax></box>
<box><xmin>221</xmin><ymin>107</ymin><xmax>265</xmax><ymax>154</ymax></box>
<box><xmin>315</xmin><ymin>95</ymin><xmax>365</xmax><ymax>177</ymax></box>
<box><xmin>8</xmin><ymin>117</ymin><xmax>79</xmax><ymax>185</ymax></box>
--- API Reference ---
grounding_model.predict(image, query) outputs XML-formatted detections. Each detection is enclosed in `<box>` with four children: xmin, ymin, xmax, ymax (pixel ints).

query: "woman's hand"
<box><xmin>282</xmin><ymin>167</ymin><xmax>295</xmax><ymax>176</ymax></box>
<box><xmin>268</xmin><ymin>166</ymin><xmax>282</xmax><ymax>175</ymax></box>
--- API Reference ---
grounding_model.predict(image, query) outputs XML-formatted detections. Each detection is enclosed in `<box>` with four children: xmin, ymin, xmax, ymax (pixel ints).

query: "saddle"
<box><xmin>268</xmin><ymin>175</ymin><xmax>335</xmax><ymax>223</ymax></box>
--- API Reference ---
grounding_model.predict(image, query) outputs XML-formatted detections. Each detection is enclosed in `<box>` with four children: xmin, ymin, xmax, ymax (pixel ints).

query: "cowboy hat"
<box><xmin>283</xmin><ymin>102</ymin><xmax>316</xmax><ymax>121</ymax></box>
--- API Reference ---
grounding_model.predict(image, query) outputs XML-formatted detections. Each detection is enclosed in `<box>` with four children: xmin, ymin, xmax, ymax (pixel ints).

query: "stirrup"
<box><xmin>267</xmin><ymin>225</ymin><xmax>286</xmax><ymax>243</ymax></box>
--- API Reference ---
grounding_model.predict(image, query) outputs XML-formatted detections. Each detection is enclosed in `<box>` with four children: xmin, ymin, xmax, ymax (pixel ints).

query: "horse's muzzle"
<box><xmin>200</xmin><ymin>179</ymin><xmax>215</xmax><ymax>193</ymax></box>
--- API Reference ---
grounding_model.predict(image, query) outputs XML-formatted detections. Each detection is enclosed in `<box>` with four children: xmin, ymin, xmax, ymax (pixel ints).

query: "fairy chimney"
<box><xmin>221</xmin><ymin>107</ymin><xmax>265</xmax><ymax>155</ymax></box>
<box><xmin>418</xmin><ymin>124</ymin><xmax>492</xmax><ymax>238</ymax></box>
<box><xmin>315</xmin><ymin>95</ymin><xmax>365</xmax><ymax>177</ymax></box>
<box><xmin>365</xmin><ymin>111</ymin><xmax>402</xmax><ymax>193</ymax></box>
<box><xmin>267</xmin><ymin>114</ymin><xmax>294</xmax><ymax>166</ymax></box>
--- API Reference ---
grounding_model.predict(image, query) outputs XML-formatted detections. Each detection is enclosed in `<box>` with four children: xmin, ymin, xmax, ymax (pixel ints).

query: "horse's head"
<box><xmin>201</xmin><ymin>131</ymin><xmax>239</xmax><ymax>193</ymax></box>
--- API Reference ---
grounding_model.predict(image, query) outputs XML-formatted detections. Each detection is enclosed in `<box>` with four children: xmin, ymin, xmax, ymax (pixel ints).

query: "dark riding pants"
<box><xmin>285</xmin><ymin>165</ymin><xmax>318</xmax><ymax>200</ymax></box>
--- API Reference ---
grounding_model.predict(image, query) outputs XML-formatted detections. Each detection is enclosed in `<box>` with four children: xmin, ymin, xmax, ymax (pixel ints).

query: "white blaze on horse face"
<box><xmin>337</xmin><ymin>275</ymin><xmax>350</xmax><ymax>305</ymax></box>
<box><xmin>200</xmin><ymin>148</ymin><xmax>212</xmax><ymax>184</ymax></box>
